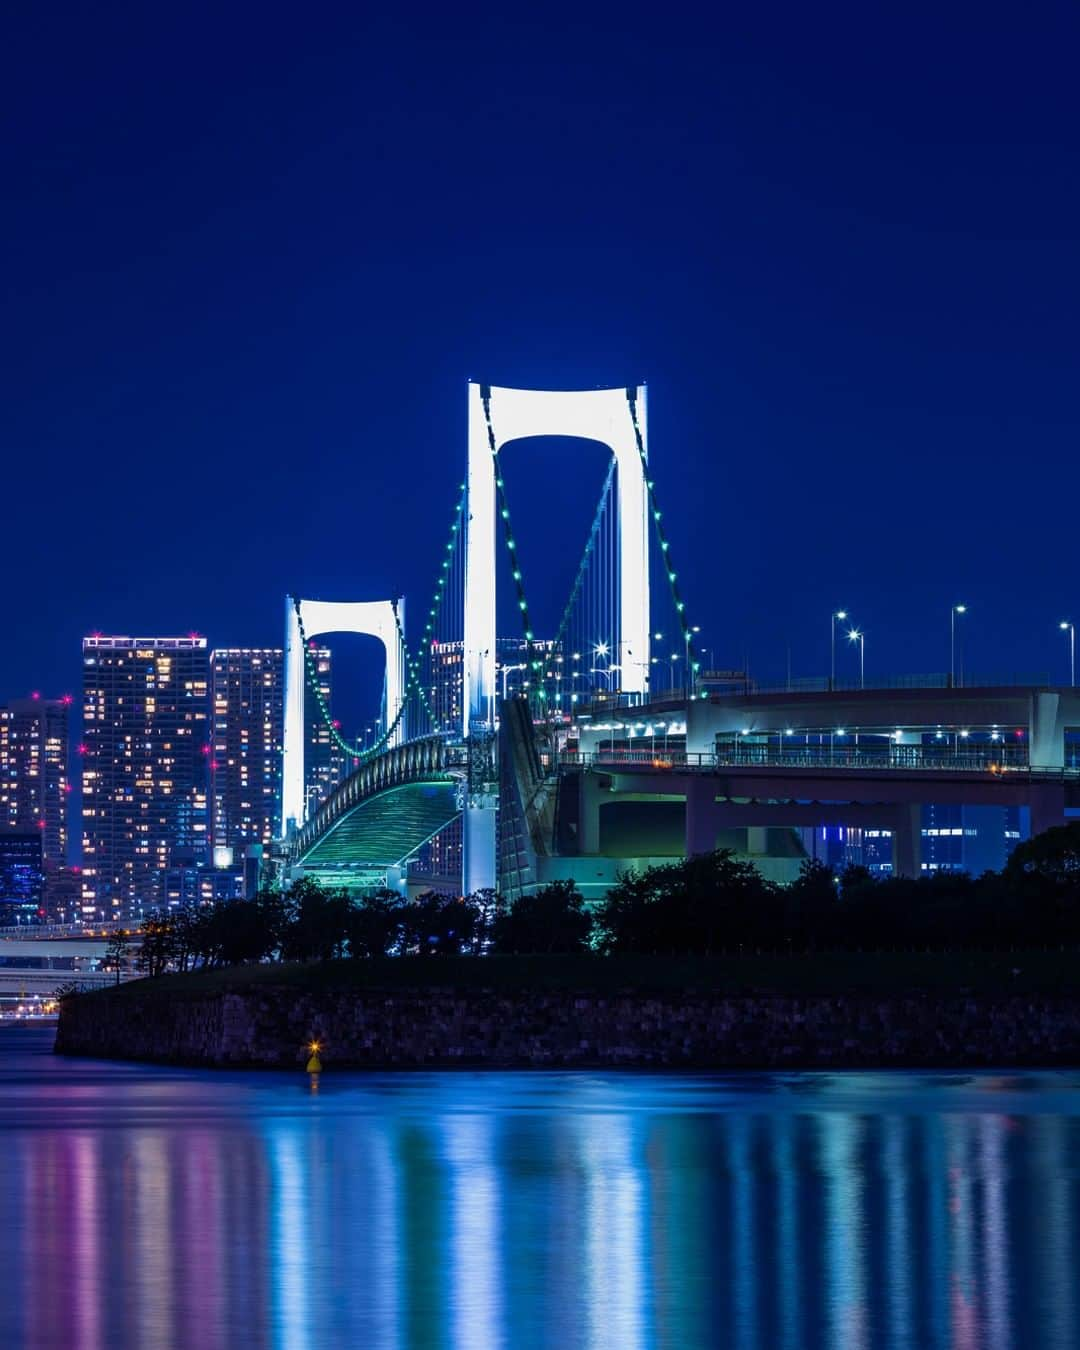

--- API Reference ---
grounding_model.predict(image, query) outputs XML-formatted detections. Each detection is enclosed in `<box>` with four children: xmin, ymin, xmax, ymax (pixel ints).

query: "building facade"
<box><xmin>0</xmin><ymin>833</ymin><xmax>44</xmax><ymax>925</ymax></box>
<box><xmin>426</xmin><ymin>637</ymin><xmax>547</xmax><ymax>731</ymax></box>
<box><xmin>210</xmin><ymin>648</ymin><xmax>284</xmax><ymax>854</ymax></box>
<box><xmin>304</xmin><ymin>645</ymin><xmax>346</xmax><ymax>815</ymax></box>
<box><xmin>81</xmin><ymin>636</ymin><xmax>210</xmax><ymax>921</ymax></box>
<box><xmin>0</xmin><ymin>695</ymin><xmax>70</xmax><ymax>865</ymax></box>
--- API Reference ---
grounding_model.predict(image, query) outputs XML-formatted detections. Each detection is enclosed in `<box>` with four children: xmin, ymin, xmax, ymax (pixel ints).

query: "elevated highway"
<box><xmin>553</xmin><ymin>683</ymin><xmax>1080</xmax><ymax>883</ymax></box>
<box><xmin>0</xmin><ymin>938</ymin><xmax>139</xmax><ymax>959</ymax></box>
<box><xmin>0</xmin><ymin>933</ymin><xmax>141</xmax><ymax>1002</ymax></box>
<box><xmin>0</xmin><ymin>969</ymin><xmax>118</xmax><ymax>996</ymax></box>
<box><xmin>563</xmin><ymin>750</ymin><xmax>1079</xmax><ymax>878</ymax></box>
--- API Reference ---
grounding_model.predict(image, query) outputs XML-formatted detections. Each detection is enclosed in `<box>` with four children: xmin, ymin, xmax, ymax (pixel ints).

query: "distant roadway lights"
<box><xmin>1060</xmin><ymin>622</ymin><xmax>1075</xmax><ymax>687</ymax></box>
<box><xmin>847</xmin><ymin>628</ymin><xmax>865</xmax><ymax>689</ymax></box>
<box><xmin>951</xmin><ymin>605</ymin><xmax>967</xmax><ymax>688</ymax></box>
<box><xmin>831</xmin><ymin>610</ymin><xmax>848</xmax><ymax>690</ymax></box>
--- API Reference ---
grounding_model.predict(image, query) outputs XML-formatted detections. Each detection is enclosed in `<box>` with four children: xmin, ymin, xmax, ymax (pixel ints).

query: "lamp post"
<box><xmin>570</xmin><ymin>652</ymin><xmax>582</xmax><ymax>704</ymax></box>
<box><xmin>686</xmin><ymin>624</ymin><xmax>701</xmax><ymax>696</ymax></box>
<box><xmin>500</xmin><ymin>662</ymin><xmax>527</xmax><ymax>700</ymax></box>
<box><xmin>590</xmin><ymin>665</ymin><xmax>621</xmax><ymax>693</ymax></box>
<box><xmin>951</xmin><ymin>605</ymin><xmax>966</xmax><ymax>688</ymax></box>
<box><xmin>1061</xmin><ymin>622</ymin><xmax>1075</xmax><ymax>687</ymax></box>
<box><xmin>847</xmin><ymin>628</ymin><xmax>865</xmax><ymax>689</ymax></box>
<box><xmin>831</xmin><ymin>610</ymin><xmax>848</xmax><ymax>690</ymax></box>
<box><xmin>623</xmin><ymin>651</ymin><xmax>650</xmax><ymax>703</ymax></box>
<box><xmin>591</xmin><ymin>641</ymin><xmax>612</xmax><ymax>701</ymax></box>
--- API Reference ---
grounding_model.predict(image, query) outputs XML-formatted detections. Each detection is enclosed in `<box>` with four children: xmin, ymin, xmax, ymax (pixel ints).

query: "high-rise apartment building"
<box><xmin>304</xmin><ymin>644</ymin><xmax>346</xmax><ymax>814</ymax></box>
<box><xmin>426</xmin><ymin>637</ymin><xmax>543</xmax><ymax>732</ymax></box>
<box><xmin>210</xmin><ymin>648</ymin><xmax>284</xmax><ymax>853</ymax></box>
<box><xmin>0</xmin><ymin>695</ymin><xmax>70</xmax><ymax>864</ymax></box>
<box><xmin>81</xmin><ymin>636</ymin><xmax>210</xmax><ymax>920</ymax></box>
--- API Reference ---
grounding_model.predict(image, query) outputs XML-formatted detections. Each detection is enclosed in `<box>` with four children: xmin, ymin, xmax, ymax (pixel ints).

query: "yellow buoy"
<box><xmin>305</xmin><ymin>1038</ymin><xmax>323</xmax><ymax>1074</ymax></box>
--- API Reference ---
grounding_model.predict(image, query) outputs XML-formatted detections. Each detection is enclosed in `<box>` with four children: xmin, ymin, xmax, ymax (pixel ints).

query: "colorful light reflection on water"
<box><xmin>2</xmin><ymin>1030</ymin><xmax>1080</xmax><ymax>1347</ymax></box>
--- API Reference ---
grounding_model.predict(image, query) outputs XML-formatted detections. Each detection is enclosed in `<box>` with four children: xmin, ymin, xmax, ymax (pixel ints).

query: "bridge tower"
<box><xmin>463</xmin><ymin>383</ymin><xmax>651</xmax><ymax>893</ymax></box>
<box><xmin>281</xmin><ymin>597</ymin><xmax>406</xmax><ymax>835</ymax></box>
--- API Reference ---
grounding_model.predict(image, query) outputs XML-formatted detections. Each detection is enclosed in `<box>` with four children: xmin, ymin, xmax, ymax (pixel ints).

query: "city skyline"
<box><xmin>5</xmin><ymin>579</ymin><xmax>1080</xmax><ymax>748</ymax></box>
<box><xmin>6</xmin><ymin>10</ymin><xmax>1080</xmax><ymax>1348</ymax></box>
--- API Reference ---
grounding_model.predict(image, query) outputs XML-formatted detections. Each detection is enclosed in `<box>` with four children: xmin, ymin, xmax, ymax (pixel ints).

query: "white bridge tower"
<box><xmin>281</xmin><ymin>596</ymin><xmax>406</xmax><ymax>835</ymax></box>
<box><xmin>462</xmin><ymin>383</ymin><xmax>651</xmax><ymax>893</ymax></box>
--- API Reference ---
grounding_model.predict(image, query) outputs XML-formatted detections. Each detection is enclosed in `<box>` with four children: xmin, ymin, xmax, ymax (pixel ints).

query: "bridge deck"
<box><xmin>300</xmin><ymin>781</ymin><xmax>460</xmax><ymax>868</ymax></box>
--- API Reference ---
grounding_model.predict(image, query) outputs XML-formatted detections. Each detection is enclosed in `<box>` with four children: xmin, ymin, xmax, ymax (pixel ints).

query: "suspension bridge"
<box><xmin>279</xmin><ymin>382</ymin><xmax>1080</xmax><ymax>899</ymax></box>
<box><xmin>280</xmin><ymin>381</ymin><xmax>702</xmax><ymax>898</ymax></box>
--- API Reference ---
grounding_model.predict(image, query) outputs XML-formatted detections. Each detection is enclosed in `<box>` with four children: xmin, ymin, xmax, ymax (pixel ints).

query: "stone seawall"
<box><xmin>55</xmin><ymin>984</ymin><xmax>1080</xmax><ymax>1068</ymax></box>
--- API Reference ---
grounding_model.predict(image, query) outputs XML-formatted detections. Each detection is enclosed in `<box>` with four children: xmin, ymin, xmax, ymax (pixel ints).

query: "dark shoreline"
<box><xmin>54</xmin><ymin>951</ymin><xmax>1080</xmax><ymax>1070</ymax></box>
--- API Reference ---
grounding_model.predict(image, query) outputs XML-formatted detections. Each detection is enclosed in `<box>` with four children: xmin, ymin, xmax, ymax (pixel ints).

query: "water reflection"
<box><xmin>3</xmin><ymin>1033</ymin><xmax>1080</xmax><ymax>1347</ymax></box>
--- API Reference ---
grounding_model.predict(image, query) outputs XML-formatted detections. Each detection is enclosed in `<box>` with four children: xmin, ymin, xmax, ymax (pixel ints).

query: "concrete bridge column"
<box><xmin>1030</xmin><ymin>692</ymin><xmax>1064</xmax><ymax>770</ymax></box>
<box><xmin>892</xmin><ymin>803</ymin><xmax>923</xmax><ymax>879</ymax></box>
<box><xmin>746</xmin><ymin>827</ymin><xmax>768</xmax><ymax>856</ymax></box>
<box><xmin>1029</xmin><ymin>780</ymin><xmax>1066</xmax><ymax>838</ymax></box>
<box><xmin>686</xmin><ymin>779</ymin><xmax>719</xmax><ymax>856</ymax></box>
<box><xmin>685</xmin><ymin>699</ymin><xmax>715</xmax><ymax>757</ymax></box>
<box><xmin>579</xmin><ymin>772</ymin><xmax>604</xmax><ymax>855</ymax></box>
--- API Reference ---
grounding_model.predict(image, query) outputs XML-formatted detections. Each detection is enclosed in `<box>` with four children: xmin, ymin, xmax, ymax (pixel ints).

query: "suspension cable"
<box><xmin>293</xmin><ymin>596</ymin><xmax>409</xmax><ymax>762</ymax></box>
<box><xmin>550</xmin><ymin>456</ymin><xmax>616</xmax><ymax>660</ymax></box>
<box><xmin>400</xmin><ymin>479</ymin><xmax>467</xmax><ymax>733</ymax></box>
<box><xmin>626</xmin><ymin>388</ymin><xmax>702</xmax><ymax>695</ymax></box>
<box><xmin>293</xmin><ymin>475</ymin><xmax>467</xmax><ymax>763</ymax></box>
<box><xmin>480</xmin><ymin>385</ymin><xmax>535</xmax><ymax>654</ymax></box>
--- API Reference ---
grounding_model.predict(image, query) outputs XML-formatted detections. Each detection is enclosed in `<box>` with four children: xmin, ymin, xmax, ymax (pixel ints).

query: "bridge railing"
<box><xmin>0</xmin><ymin>921</ymin><xmax>138</xmax><ymax>939</ymax></box>
<box><xmin>561</xmin><ymin>749</ymin><xmax>710</xmax><ymax>769</ymax></box>
<box><xmin>711</xmin><ymin>743</ymin><xmax>1033</xmax><ymax>772</ymax></box>
<box><xmin>292</xmin><ymin>734</ymin><xmax>467</xmax><ymax>860</ymax></box>
<box><xmin>700</xmin><ymin>673</ymin><xmax>1055</xmax><ymax>698</ymax></box>
<box><xmin>561</xmin><ymin>745</ymin><xmax>1080</xmax><ymax>775</ymax></box>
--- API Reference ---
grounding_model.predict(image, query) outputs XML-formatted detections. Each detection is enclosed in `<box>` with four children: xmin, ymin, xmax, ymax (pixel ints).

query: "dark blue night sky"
<box><xmin>3</xmin><ymin>3</ymin><xmax>1078</xmax><ymax>727</ymax></box>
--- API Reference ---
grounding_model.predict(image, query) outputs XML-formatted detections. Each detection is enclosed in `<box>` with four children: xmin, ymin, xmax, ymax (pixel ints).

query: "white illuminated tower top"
<box><xmin>463</xmin><ymin>382</ymin><xmax>650</xmax><ymax>736</ymax></box>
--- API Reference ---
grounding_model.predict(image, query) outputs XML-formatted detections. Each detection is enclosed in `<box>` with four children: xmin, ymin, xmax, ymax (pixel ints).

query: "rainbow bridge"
<box><xmin>280</xmin><ymin>384</ymin><xmax>1079</xmax><ymax>898</ymax></box>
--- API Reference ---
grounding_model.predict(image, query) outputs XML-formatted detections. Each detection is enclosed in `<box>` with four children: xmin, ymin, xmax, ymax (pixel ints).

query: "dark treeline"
<box><xmin>136</xmin><ymin>823</ymin><xmax>1080</xmax><ymax>974</ymax></box>
<box><xmin>138</xmin><ymin>875</ymin><xmax>594</xmax><ymax>973</ymax></box>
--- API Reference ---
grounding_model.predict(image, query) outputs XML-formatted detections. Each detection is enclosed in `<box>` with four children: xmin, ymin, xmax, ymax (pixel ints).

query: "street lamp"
<box><xmin>951</xmin><ymin>605</ymin><xmax>967</xmax><ymax>688</ymax></box>
<box><xmin>1061</xmin><ymin>622</ymin><xmax>1075</xmax><ymax>687</ymax></box>
<box><xmin>623</xmin><ymin>649</ymin><xmax>650</xmax><ymax>702</ymax></box>
<box><xmin>501</xmin><ymin>662</ymin><xmax>527</xmax><ymax>700</ymax></box>
<box><xmin>687</xmin><ymin>625</ymin><xmax>701</xmax><ymax>695</ymax></box>
<box><xmin>847</xmin><ymin>628</ymin><xmax>865</xmax><ymax>689</ymax></box>
<box><xmin>831</xmin><ymin>610</ymin><xmax>848</xmax><ymax>690</ymax></box>
<box><xmin>568</xmin><ymin>652</ymin><xmax>582</xmax><ymax>703</ymax></box>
